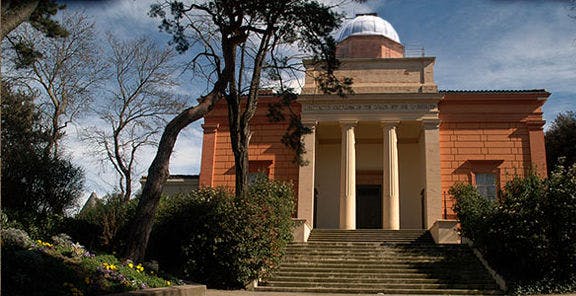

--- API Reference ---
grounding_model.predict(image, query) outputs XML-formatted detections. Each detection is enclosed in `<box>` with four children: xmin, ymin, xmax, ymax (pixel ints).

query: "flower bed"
<box><xmin>2</xmin><ymin>228</ymin><xmax>182</xmax><ymax>295</ymax></box>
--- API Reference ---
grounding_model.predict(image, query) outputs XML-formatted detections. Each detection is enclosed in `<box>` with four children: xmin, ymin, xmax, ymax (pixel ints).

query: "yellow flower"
<box><xmin>166</xmin><ymin>280</ymin><xmax>171</xmax><ymax>286</ymax></box>
<box><xmin>136</xmin><ymin>264</ymin><xmax>144</xmax><ymax>272</ymax></box>
<box><xmin>128</xmin><ymin>263</ymin><xmax>134</xmax><ymax>269</ymax></box>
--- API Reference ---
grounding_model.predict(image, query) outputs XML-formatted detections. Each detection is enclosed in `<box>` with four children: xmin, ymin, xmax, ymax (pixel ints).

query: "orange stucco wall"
<box><xmin>439</xmin><ymin>91</ymin><xmax>548</xmax><ymax>219</ymax></box>
<box><xmin>199</xmin><ymin>91</ymin><xmax>548</xmax><ymax>222</ymax></box>
<box><xmin>200</xmin><ymin>96</ymin><xmax>300</xmax><ymax>193</ymax></box>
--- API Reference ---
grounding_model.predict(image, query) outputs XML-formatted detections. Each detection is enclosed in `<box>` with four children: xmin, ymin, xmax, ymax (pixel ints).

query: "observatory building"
<box><xmin>198</xmin><ymin>14</ymin><xmax>548</xmax><ymax>232</ymax></box>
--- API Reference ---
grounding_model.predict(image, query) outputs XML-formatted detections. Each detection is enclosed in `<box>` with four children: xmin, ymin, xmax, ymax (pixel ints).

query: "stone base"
<box><xmin>106</xmin><ymin>284</ymin><xmax>206</xmax><ymax>296</ymax></box>
<box><xmin>430</xmin><ymin>219</ymin><xmax>461</xmax><ymax>244</ymax></box>
<box><xmin>292</xmin><ymin>218</ymin><xmax>312</xmax><ymax>242</ymax></box>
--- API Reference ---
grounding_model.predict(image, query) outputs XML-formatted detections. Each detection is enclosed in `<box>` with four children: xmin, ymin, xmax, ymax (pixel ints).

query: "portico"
<box><xmin>296</xmin><ymin>94</ymin><xmax>443</xmax><ymax>230</ymax></box>
<box><xmin>295</xmin><ymin>13</ymin><xmax>444</xmax><ymax>230</ymax></box>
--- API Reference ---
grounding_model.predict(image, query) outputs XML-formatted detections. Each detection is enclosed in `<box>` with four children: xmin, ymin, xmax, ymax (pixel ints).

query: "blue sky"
<box><xmin>58</xmin><ymin>0</ymin><xmax>576</xmax><ymax>198</ymax></box>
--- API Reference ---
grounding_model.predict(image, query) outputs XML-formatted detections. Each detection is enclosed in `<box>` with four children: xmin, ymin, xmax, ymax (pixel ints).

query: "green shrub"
<box><xmin>65</xmin><ymin>195</ymin><xmax>137</xmax><ymax>253</ymax></box>
<box><xmin>1</xmin><ymin>228</ymin><xmax>174</xmax><ymax>296</ymax></box>
<box><xmin>545</xmin><ymin>162</ymin><xmax>576</xmax><ymax>278</ymax></box>
<box><xmin>148</xmin><ymin>176</ymin><xmax>295</xmax><ymax>288</ymax></box>
<box><xmin>449</xmin><ymin>182</ymin><xmax>494</xmax><ymax>246</ymax></box>
<box><xmin>451</xmin><ymin>164</ymin><xmax>576</xmax><ymax>294</ymax></box>
<box><xmin>489</xmin><ymin>173</ymin><xmax>548</xmax><ymax>279</ymax></box>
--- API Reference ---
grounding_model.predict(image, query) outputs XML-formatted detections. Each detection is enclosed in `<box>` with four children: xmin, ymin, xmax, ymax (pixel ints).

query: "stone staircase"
<box><xmin>256</xmin><ymin>229</ymin><xmax>503</xmax><ymax>295</ymax></box>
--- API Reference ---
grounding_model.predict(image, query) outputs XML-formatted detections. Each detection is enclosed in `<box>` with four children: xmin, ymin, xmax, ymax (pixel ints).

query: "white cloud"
<box><xmin>434</xmin><ymin>4</ymin><xmax>576</xmax><ymax>94</ymax></box>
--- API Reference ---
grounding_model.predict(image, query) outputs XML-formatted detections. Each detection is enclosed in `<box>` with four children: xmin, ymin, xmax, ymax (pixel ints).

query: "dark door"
<box><xmin>356</xmin><ymin>185</ymin><xmax>382</xmax><ymax>229</ymax></box>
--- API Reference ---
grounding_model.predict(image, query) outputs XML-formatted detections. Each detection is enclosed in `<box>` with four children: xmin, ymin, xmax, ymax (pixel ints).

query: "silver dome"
<box><xmin>336</xmin><ymin>14</ymin><xmax>400</xmax><ymax>43</ymax></box>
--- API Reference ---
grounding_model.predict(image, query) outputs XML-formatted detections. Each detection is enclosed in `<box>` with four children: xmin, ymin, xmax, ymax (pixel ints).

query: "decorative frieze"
<box><xmin>302</xmin><ymin>102</ymin><xmax>438</xmax><ymax>113</ymax></box>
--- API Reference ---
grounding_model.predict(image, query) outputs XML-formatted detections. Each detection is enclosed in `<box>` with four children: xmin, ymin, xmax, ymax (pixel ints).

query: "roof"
<box><xmin>140</xmin><ymin>174</ymin><xmax>199</xmax><ymax>180</ymax></box>
<box><xmin>440</xmin><ymin>89</ymin><xmax>548</xmax><ymax>94</ymax></box>
<box><xmin>336</xmin><ymin>14</ymin><xmax>400</xmax><ymax>43</ymax></box>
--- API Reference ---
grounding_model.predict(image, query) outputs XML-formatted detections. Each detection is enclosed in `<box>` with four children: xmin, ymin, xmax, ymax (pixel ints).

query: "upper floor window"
<box><xmin>475</xmin><ymin>173</ymin><xmax>497</xmax><ymax>201</ymax></box>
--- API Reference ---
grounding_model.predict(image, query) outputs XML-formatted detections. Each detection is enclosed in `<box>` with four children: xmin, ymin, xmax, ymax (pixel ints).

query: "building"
<box><xmin>140</xmin><ymin>175</ymin><xmax>199</xmax><ymax>196</ymax></box>
<box><xmin>199</xmin><ymin>14</ymin><xmax>548</xmax><ymax>231</ymax></box>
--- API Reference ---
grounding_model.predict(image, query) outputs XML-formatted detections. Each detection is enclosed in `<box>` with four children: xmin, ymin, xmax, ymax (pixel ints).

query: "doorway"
<box><xmin>356</xmin><ymin>185</ymin><xmax>382</xmax><ymax>229</ymax></box>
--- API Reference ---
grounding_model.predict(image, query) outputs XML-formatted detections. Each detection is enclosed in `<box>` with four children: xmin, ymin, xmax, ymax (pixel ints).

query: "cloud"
<box><xmin>432</xmin><ymin>2</ymin><xmax>576</xmax><ymax>94</ymax></box>
<box><xmin>169</xmin><ymin>122</ymin><xmax>204</xmax><ymax>174</ymax></box>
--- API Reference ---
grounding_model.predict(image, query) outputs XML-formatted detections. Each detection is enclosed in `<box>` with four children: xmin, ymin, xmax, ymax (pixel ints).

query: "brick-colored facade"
<box><xmin>200</xmin><ymin>90</ymin><xmax>549</xmax><ymax>222</ymax></box>
<box><xmin>438</xmin><ymin>90</ymin><xmax>548</xmax><ymax>219</ymax></box>
<box><xmin>200</xmin><ymin>96</ymin><xmax>301</xmax><ymax>193</ymax></box>
<box><xmin>198</xmin><ymin>14</ymin><xmax>549</xmax><ymax>229</ymax></box>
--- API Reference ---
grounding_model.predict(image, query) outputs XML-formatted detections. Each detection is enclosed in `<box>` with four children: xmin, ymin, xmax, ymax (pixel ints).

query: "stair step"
<box><xmin>275</xmin><ymin>267</ymin><xmax>490</xmax><ymax>276</ymax></box>
<box><xmin>274</xmin><ymin>270</ymin><xmax>493</xmax><ymax>281</ymax></box>
<box><xmin>282</xmin><ymin>256</ymin><xmax>478</xmax><ymax>262</ymax></box>
<box><xmin>266</xmin><ymin>275</ymin><xmax>497</xmax><ymax>283</ymax></box>
<box><xmin>280</xmin><ymin>262</ymin><xmax>484</xmax><ymax>269</ymax></box>
<box><xmin>261</xmin><ymin>281</ymin><xmax>499</xmax><ymax>290</ymax></box>
<box><xmin>260</xmin><ymin>230</ymin><xmax>501</xmax><ymax>294</ymax></box>
<box><xmin>254</xmin><ymin>286</ymin><xmax>504</xmax><ymax>295</ymax></box>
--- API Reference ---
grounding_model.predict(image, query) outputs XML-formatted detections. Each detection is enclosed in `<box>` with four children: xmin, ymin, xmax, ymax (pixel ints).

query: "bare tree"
<box><xmin>6</xmin><ymin>12</ymin><xmax>107</xmax><ymax>156</ymax></box>
<box><xmin>82</xmin><ymin>35</ymin><xmax>184</xmax><ymax>202</ymax></box>
<box><xmin>124</xmin><ymin>0</ymin><xmax>348</xmax><ymax>261</ymax></box>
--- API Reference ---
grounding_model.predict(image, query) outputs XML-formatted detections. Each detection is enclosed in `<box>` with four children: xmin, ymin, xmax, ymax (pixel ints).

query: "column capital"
<box><xmin>526</xmin><ymin>120</ymin><xmax>546</xmax><ymax>131</ymax></box>
<box><xmin>421</xmin><ymin>119</ymin><xmax>441</xmax><ymax>130</ymax></box>
<box><xmin>339</xmin><ymin>120</ymin><xmax>358</xmax><ymax>128</ymax></box>
<box><xmin>201</xmin><ymin>123</ymin><xmax>219</xmax><ymax>134</ymax></box>
<box><xmin>380</xmin><ymin>120</ymin><xmax>399</xmax><ymax>129</ymax></box>
<box><xmin>302</xmin><ymin>120</ymin><xmax>318</xmax><ymax>131</ymax></box>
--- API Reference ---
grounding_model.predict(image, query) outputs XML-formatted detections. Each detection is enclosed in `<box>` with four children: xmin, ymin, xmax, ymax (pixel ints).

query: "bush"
<box><xmin>449</xmin><ymin>183</ymin><xmax>494</xmax><ymax>246</ymax></box>
<box><xmin>1</xmin><ymin>228</ymin><xmax>175</xmax><ymax>296</ymax></box>
<box><xmin>65</xmin><ymin>195</ymin><xmax>137</xmax><ymax>253</ymax></box>
<box><xmin>451</xmin><ymin>164</ymin><xmax>576</xmax><ymax>294</ymax></box>
<box><xmin>148</xmin><ymin>176</ymin><xmax>295</xmax><ymax>288</ymax></box>
<box><xmin>545</xmin><ymin>162</ymin><xmax>576</xmax><ymax>277</ymax></box>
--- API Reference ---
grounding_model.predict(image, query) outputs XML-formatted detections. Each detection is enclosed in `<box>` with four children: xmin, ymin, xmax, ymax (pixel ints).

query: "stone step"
<box><xmin>284</xmin><ymin>250</ymin><xmax>468</xmax><ymax>256</ymax></box>
<box><xmin>275</xmin><ymin>266</ymin><xmax>490</xmax><ymax>275</ymax></box>
<box><xmin>261</xmin><ymin>280</ymin><xmax>500</xmax><ymax>290</ymax></box>
<box><xmin>279</xmin><ymin>261</ymin><xmax>484</xmax><ymax>268</ymax></box>
<box><xmin>289</xmin><ymin>242</ymin><xmax>464</xmax><ymax>248</ymax></box>
<box><xmin>260</xmin><ymin>230</ymin><xmax>501</xmax><ymax>295</ymax></box>
<box><xmin>270</xmin><ymin>271</ymin><xmax>494</xmax><ymax>281</ymax></box>
<box><xmin>308</xmin><ymin>230</ymin><xmax>432</xmax><ymax>240</ymax></box>
<box><xmin>282</xmin><ymin>255</ymin><xmax>478</xmax><ymax>262</ymax></box>
<box><xmin>254</xmin><ymin>286</ymin><xmax>504</xmax><ymax>295</ymax></box>
<box><xmin>284</xmin><ymin>250</ymin><xmax>472</xmax><ymax>259</ymax></box>
<box><xmin>266</xmin><ymin>276</ymin><xmax>497</xmax><ymax>285</ymax></box>
<box><xmin>309</xmin><ymin>236</ymin><xmax>432</xmax><ymax>240</ymax></box>
<box><xmin>312</xmin><ymin>229</ymin><xmax>427</xmax><ymax>232</ymax></box>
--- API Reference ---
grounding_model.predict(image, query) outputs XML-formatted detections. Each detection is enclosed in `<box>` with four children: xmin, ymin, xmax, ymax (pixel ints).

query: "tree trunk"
<box><xmin>124</xmin><ymin>174</ymin><xmax>132</xmax><ymax>203</ymax></box>
<box><xmin>1</xmin><ymin>0</ymin><xmax>39</xmax><ymax>40</ymax></box>
<box><xmin>233</xmin><ymin>130</ymin><xmax>250</xmax><ymax>197</ymax></box>
<box><xmin>123</xmin><ymin>87</ymin><xmax>224</xmax><ymax>261</ymax></box>
<box><xmin>227</xmin><ymin>96</ymin><xmax>251</xmax><ymax>198</ymax></box>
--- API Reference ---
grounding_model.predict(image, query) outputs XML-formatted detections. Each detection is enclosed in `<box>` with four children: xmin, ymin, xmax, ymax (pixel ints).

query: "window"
<box><xmin>248</xmin><ymin>160</ymin><xmax>272</xmax><ymax>184</ymax></box>
<box><xmin>248</xmin><ymin>172</ymin><xmax>268</xmax><ymax>184</ymax></box>
<box><xmin>475</xmin><ymin>173</ymin><xmax>497</xmax><ymax>201</ymax></box>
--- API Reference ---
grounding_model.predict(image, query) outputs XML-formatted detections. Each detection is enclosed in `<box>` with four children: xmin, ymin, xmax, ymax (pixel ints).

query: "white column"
<box><xmin>421</xmin><ymin>119</ymin><xmax>442</xmax><ymax>228</ymax></box>
<box><xmin>297</xmin><ymin>121</ymin><xmax>317</xmax><ymax>227</ymax></box>
<box><xmin>339</xmin><ymin>120</ymin><xmax>357</xmax><ymax>230</ymax></box>
<box><xmin>382</xmin><ymin>121</ymin><xmax>400</xmax><ymax>230</ymax></box>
